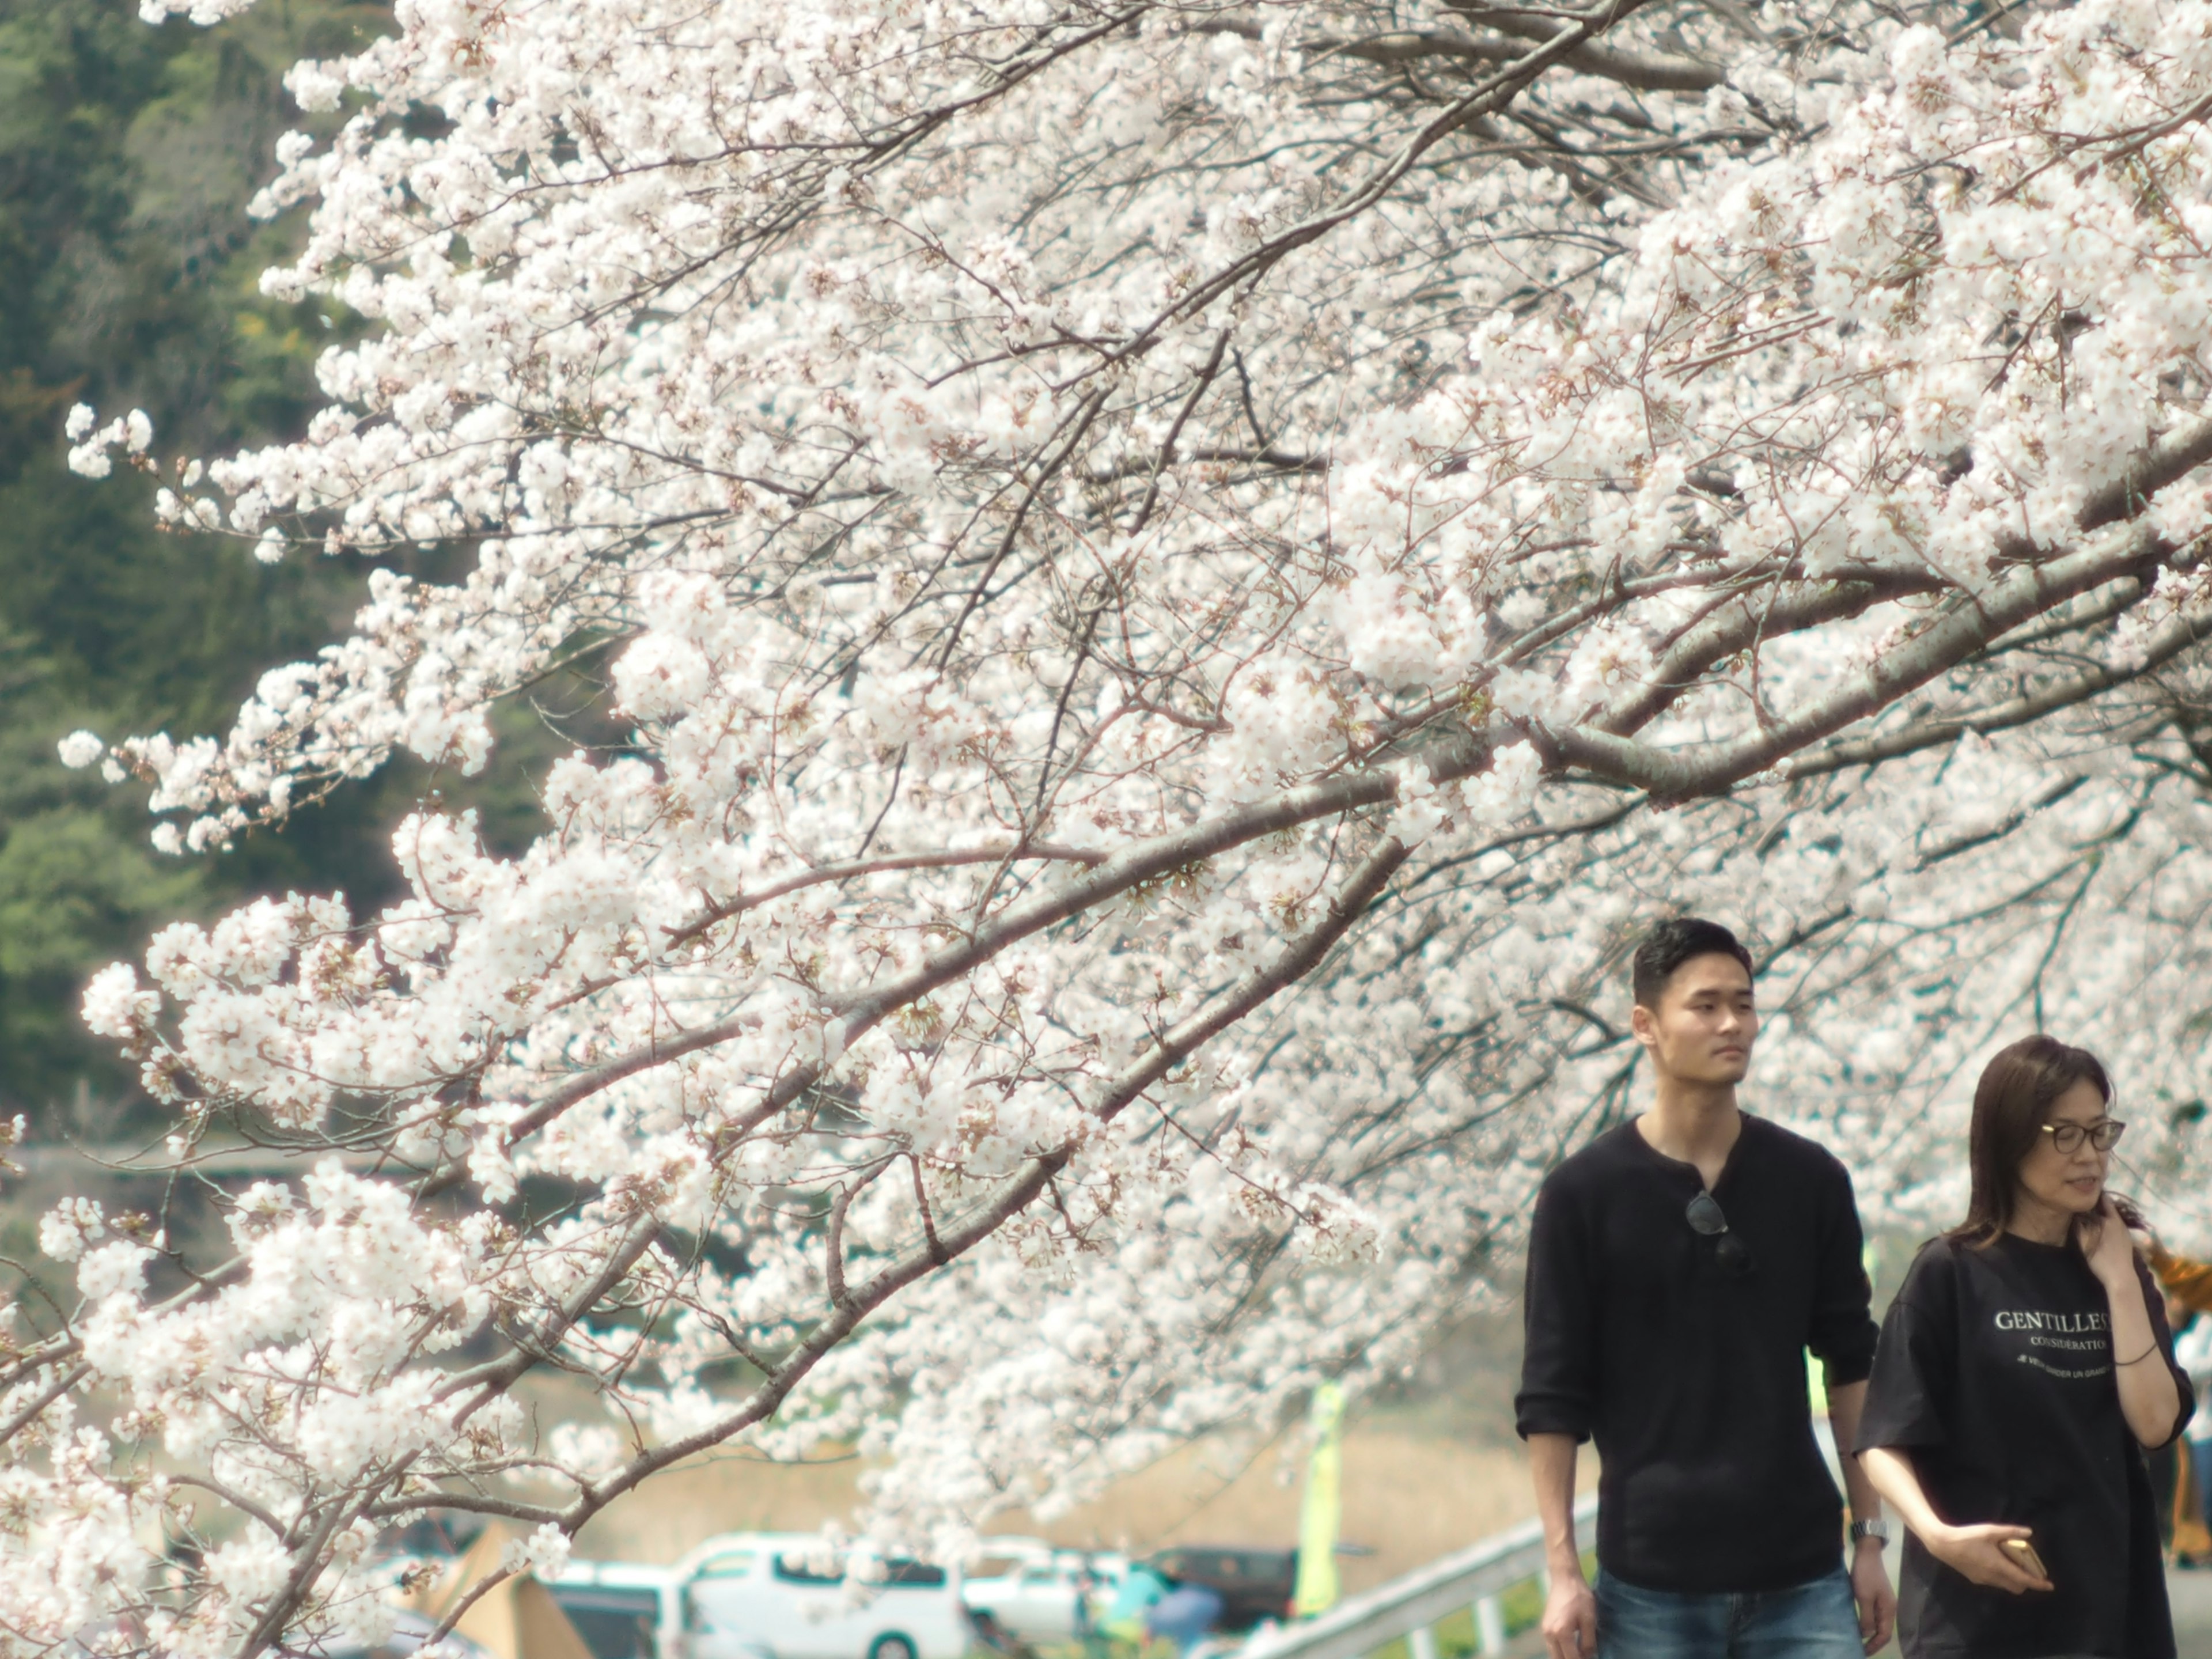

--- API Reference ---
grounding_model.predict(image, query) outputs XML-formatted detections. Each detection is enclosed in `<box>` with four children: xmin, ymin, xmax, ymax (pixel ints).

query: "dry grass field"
<box><xmin>571</xmin><ymin>1424</ymin><xmax>1588</xmax><ymax>1594</ymax></box>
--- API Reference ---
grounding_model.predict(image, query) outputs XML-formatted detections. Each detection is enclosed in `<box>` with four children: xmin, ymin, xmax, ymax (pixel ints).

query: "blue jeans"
<box><xmin>2195</xmin><ymin>1439</ymin><xmax>2212</xmax><ymax>1533</ymax></box>
<box><xmin>1594</xmin><ymin>1565</ymin><xmax>1862</xmax><ymax>1659</ymax></box>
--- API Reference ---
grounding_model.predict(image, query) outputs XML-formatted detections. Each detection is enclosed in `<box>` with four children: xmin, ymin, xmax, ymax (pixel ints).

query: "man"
<box><xmin>1517</xmin><ymin>917</ymin><xmax>1895</xmax><ymax>1658</ymax></box>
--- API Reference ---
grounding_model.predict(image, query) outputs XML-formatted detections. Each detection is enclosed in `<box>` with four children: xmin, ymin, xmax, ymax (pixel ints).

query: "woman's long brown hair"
<box><xmin>1948</xmin><ymin>1034</ymin><xmax>2115</xmax><ymax>1247</ymax></box>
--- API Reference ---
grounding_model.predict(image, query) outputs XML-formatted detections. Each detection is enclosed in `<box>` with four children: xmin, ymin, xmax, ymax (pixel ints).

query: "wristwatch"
<box><xmin>1850</xmin><ymin>1519</ymin><xmax>1892</xmax><ymax>1546</ymax></box>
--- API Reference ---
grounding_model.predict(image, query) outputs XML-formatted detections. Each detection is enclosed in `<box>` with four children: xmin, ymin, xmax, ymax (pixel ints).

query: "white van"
<box><xmin>963</xmin><ymin>1546</ymin><xmax>1127</xmax><ymax>1643</ymax></box>
<box><xmin>676</xmin><ymin>1533</ymin><xmax>976</xmax><ymax>1659</ymax></box>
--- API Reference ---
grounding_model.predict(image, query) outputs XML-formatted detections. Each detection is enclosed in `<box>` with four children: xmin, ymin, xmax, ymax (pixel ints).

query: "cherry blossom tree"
<box><xmin>14</xmin><ymin>0</ymin><xmax>2212</xmax><ymax>1653</ymax></box>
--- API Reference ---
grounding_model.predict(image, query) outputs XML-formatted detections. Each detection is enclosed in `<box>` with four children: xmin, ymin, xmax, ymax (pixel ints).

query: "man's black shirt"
<box><xmin>1514</xmin><ymin>1114</ymin><xmax>1880</xmax><ymax>1592</ymax></box>
<box><xmin>1856</xmin><ymin>1234</ymin><xmax>2191</xmax><ymax>1659</ymax></box>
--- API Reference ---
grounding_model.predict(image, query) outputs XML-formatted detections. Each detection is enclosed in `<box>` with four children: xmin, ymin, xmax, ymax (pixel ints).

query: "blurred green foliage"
<box><xmin>0</xmin><ymin>0</ymin><xmax>567</xmax><ymax>1135</ymax></box>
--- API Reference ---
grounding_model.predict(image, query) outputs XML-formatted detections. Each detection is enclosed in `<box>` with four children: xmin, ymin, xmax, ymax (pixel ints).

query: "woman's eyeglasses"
<box><xmin>2039</xmin><ymin>1119</ymin><xmax>2126</xmax><ymax>1155</ymax></box>
<box><xmin>1685</xmin><ymin>1190</ymin><xmax>1754</xmax><ymax>1278</ymax></box>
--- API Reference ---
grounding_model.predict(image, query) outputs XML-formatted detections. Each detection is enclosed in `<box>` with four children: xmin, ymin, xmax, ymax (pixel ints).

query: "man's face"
<box><xmin>1631</xmin><ymin>953</ymin><xmax>1758</xmax><ymax>1085</ymax></box>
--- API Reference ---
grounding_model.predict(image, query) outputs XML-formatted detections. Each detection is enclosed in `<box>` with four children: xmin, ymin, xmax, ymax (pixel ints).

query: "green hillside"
<box><xmin>0</xmin><ymin>0</ymin><xmax>552</xmax><ymax>1137</ymax></box>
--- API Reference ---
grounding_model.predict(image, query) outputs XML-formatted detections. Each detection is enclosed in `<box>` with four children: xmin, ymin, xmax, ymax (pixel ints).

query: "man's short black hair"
<box><xmin>1631</xmin><ymin>917</ymin><xmax>1755</xmax><ymax>1009</ymax></box>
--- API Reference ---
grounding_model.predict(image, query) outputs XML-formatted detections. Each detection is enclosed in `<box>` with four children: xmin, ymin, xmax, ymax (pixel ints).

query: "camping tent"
<box><xmin>402</xmin><ymin>1524</ymin><xmax>599</xmax><ymax>1659</ymax></box>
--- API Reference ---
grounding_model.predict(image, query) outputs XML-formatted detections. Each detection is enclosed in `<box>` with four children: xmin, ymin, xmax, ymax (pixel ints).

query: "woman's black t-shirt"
<box><xmin>1856</xmin><ymin>1234</ymin><xmax>2193</xmax><ymax>1658</ymax></box>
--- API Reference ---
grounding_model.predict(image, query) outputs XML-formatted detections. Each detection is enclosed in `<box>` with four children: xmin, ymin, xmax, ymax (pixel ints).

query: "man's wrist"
<box><xmin>1849</xmin><ymin>1517</ymin><xmax>1891</xmax><ymax>1548</ymax></box>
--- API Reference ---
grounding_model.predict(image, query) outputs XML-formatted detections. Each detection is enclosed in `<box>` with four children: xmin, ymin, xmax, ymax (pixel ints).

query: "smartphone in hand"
<box><xmin>2001</xmin><ymin>1536</ymin><xmax>2051</xmax><ymax>1584</ymax></box>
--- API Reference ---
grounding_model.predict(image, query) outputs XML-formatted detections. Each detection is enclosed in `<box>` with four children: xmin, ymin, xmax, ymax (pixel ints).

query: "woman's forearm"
<box><xmin>1858</xmin><ymin>1445</ymin><xmax>2052</xmax><ymax>1593</ymax></box>
<box><xmin>1859</xmin><ymin>1446</ymin><xmax>1948</xmax><ymax>1546</ymax></box>
<box><xmin>2103</xmin><ymin>1267</ymin><xmax>2184</xmax><ymax>1445</ymax></box>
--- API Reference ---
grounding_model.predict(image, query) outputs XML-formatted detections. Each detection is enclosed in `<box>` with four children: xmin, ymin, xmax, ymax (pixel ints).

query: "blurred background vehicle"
<box><xmin>961</xmin><ymin>1544</ymin><xmax>1126</xmax><ymax>1645</ymax></box>
<box><xmin>1137</xmin><ymin>1550</ymin><xmax>1297</xmax><ymax>1636</ymax></box>
<box><xmin>549</xmin><ymin>1562</ymin><xmax>685</xmax><ymax>1659</ymax></box>
<box><xmin>676</xmin><ymin>1533</ymin><xmax>975</xmax><ymax>1659</ymax></box>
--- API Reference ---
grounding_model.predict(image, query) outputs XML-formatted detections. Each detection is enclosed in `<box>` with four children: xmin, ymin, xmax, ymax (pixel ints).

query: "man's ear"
<box><xmin>1628</xmin><ymin>1000</ymin><xmax>1657</xmax><ymax>1049</ymax></box>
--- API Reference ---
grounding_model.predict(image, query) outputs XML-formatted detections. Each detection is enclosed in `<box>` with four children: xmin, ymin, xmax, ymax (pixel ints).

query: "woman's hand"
<box><xmin>2077</xmin><ymin>1194</ymin><xmax>2139</xmax><ymax>1289</ymax></box>
<box><xmin>1858</xmin><ymin>1446</ymin><xmax>2051</xmax><ymax>1601</ymax></box>
<box><xmin>2079</xmin><ymin>1193</ymin><xmax>2189</xmax><ymax>1444</ymax></box>
<box><xmin>1925</xmin><ymin>1523</ymin><xmax>2054</xmax><ymax>1594</ymax></box>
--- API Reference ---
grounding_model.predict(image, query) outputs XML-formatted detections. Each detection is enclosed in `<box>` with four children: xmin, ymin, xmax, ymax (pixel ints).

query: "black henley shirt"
<box><xmin>1514</xmin><ymin>1113</ymin><xmax>1881</xmax><ymax>1592</ymax></box>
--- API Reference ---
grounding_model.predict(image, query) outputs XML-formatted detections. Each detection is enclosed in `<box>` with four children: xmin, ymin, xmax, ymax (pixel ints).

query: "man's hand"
<box><xmin>1850</xmin><ymin>1539</ymin><xmax>1896</xmax><ymax>1654</ymax></box>
<box><xmin>1526</xmin><ymin>1435</ymin><xmax>1591</xmax><ymax>1658</ymax></box>
<box><xmin>1925</xmin><ymin>1522</ymin><xmax>2053</xmax><ymax>1594</ymax></box>
<box><xmin>1539</xmin><ymin>1568</ymin><xmax>1598</xmax><ymax>1659</ymax></box>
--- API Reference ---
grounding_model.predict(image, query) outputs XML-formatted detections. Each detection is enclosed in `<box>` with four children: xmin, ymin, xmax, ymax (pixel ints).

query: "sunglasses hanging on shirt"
<box><xmin>1685</xmin><ymin>1190</ymin><xmax>1755</xmax><ymax>1278</ymax></box>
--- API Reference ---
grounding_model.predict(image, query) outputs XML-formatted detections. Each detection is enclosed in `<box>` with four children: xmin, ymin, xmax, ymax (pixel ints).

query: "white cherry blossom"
<box><xmin>21</xmin><ymin>0</ymin><xmax>2212</xmax><ymax>1654</ymax></box>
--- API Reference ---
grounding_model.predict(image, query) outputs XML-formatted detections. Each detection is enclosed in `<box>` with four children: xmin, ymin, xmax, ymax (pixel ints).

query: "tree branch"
<box><xmin>528</xmin><ymin>835</ymin><xmax>1411</xmax><ymax>1536</ymax></box>
<box><xmin>1554</xmin><ymin>447</ymin><xmax>2212</xmax><ymax>796</ymax></box>
<box><xmin>1320</xmin><ymin>22</ymin><xmax>1722</xmax><ymax>92</ymax></box>
<box><xmin>1783</xmin><ymin>599</ymin><xmax>2212</xmax><ymax>780</ymax></box>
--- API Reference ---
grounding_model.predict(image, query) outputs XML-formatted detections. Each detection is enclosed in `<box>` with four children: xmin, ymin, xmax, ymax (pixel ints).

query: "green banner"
<box><xmin>1293</xmin><ymin>1381</ymin><xmax>1346</xmax><ymax>1617</ymax></box>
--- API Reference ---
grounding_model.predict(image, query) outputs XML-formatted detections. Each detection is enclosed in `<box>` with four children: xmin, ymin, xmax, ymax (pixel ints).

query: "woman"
<box><xmin>1855</xmin><ymin>1035</ymin><xmax>2194</xmax><ymax>1658</ymax></box>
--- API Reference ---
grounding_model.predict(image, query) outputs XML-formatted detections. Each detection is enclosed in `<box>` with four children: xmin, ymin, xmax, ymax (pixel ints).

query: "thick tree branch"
<box><xmin>1550</xmin><ymin>526</ymin><xmax>2175</xmax><ymax>793</ymax></box>
<box><xmin>1554</xmin><ymin>413</ymin><xmax>2212</xmax><ymax>794</ymax></box>
<box><xmin>1785</xmin><ymin>601</ymin><xmax>2212</xmax><ymax>779</ymax></box>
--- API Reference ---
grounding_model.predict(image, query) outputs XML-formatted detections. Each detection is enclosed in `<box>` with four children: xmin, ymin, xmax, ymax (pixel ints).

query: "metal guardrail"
<box><xmin>1238</xmin><ymin>1494</ymin><xmax>1599</xmax><ymax>1659</ymax></box>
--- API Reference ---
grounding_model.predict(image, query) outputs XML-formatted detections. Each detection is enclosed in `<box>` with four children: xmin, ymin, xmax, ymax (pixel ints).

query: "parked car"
<box><xmin>1139</xmin><ymin>1548</ymin><xmax>1297</xmax><ymax>1634</ymax></box>
<box><xmin>676</xmin><ymin>1533</ymin><xmax>975</xmax><ymax>1659</ymax></box>
<box><xmin>962</xmin><ymin>1547</ymin><xmax>1126</xmax><ymax>1643</ymax></box>
<box><xmin>550</xmin><ymin>1561</ymin><xmax>687</xmax><ymax>1659</ymax></box>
